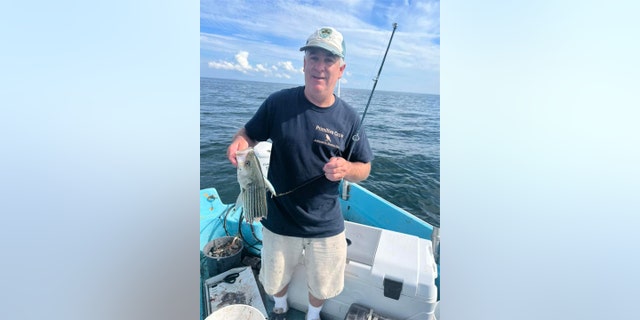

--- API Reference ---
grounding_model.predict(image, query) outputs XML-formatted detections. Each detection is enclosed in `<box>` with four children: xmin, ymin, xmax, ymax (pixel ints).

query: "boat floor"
<box><xmin>200</xmin><ymin>186</ymin><xmax>438</xmax><ymax>320</ymax></box>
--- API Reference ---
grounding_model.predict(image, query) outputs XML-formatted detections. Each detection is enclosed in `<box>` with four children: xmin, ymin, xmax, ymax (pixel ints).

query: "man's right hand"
<box><xmin>227</xmin><ymin>128</ymin><xmax>252</xmax><ymax>167</ymax></box>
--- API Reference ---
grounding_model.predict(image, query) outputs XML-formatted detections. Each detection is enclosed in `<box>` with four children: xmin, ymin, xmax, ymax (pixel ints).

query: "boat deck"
<box><xmin>200</xmin><ymin>188</ymin><xmax>308</xmax><ymax>319</ymax></box>
<box><xmin>200</xmin><ymin>185</ymin><xmax>439</xmax><ymax>320</ymax></box>
<box><xmin>201</xmin><ymin>253</ymin><xmax>318</xmax><ymax>320</ymax></box>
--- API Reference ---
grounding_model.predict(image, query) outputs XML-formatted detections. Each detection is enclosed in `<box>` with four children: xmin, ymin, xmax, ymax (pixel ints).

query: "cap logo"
<box><xmin>319</xmin><ymin>28</ymin><xmax>332</xmax><ymax>38</ymax></box>
<box><xmin>299</xmin><ymin>27</ymin><xmax>345</xmax><ymax>58</ymax></box>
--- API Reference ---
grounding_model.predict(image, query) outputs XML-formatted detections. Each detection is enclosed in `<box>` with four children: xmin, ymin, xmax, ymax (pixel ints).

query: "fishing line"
<box><xmin>270</xmin><ymin>174</ymin><xmax>325</xmax><ymax>198</ymax></box>
<box><xmin>222</xmin><ymin>204</ymin><xmax>234</xmax><ymax>236</ymax></box>
<box><xmin>224</xmin><ymin>205</ymin><xmax>263</xmax><ymax>251</ymax></box>
<box><xmin>345</xmin><ymin>22</ymin><xmax>398</xmax><ymax>162</ymax></box>
<box><xmin>236</xmin><ymin>210</ymin><xmax>263</xmax><ymax>251</ymax></box>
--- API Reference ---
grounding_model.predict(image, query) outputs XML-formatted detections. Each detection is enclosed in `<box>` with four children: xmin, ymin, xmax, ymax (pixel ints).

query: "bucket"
<box><xmin>203</xmin><ymin>236</ymin><xmax>244</xmax><ymax>276</ymax></box>
<box><xmin>205</xmin><ymin>304</ymin><xmax>265</xmax><ymax>320</ymax></box>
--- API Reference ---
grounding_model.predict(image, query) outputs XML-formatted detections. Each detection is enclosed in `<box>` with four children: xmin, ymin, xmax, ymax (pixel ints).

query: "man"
<box><xmin>226</xmin><ymin>27</ymin><xmax>373</xmax><ymax>320</ymax></box>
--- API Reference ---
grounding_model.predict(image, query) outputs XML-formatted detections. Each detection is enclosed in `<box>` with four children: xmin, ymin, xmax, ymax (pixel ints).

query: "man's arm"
<box><xmin>323</xmin><ymin>157</ymin><xmax>371</xmax><ymax>182</ymax></box>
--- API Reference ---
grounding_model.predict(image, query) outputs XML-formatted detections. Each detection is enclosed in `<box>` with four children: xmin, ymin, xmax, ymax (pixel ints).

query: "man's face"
<box><xmin>303</xmin><ymin>48</ymin><xmax>346</xmax><ymax>96</ymax></box>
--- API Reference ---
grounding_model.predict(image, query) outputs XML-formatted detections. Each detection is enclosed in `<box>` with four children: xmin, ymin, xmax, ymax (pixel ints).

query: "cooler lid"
<box><xmin>345</xmin><ymin>221</ymin><xmax>438</xmax><ymax>300</ymax></box>
<box><xmin>345</xmin><ymin>221</ymin><xmax>381</xmax><ymax>266</ymax></box>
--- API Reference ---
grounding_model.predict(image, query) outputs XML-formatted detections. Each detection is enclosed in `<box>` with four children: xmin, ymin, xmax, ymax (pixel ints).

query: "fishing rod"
<box><xmin>346</xmin><ymin>22</ymin><xmax>398</xmax><ymax>162</ymax></box>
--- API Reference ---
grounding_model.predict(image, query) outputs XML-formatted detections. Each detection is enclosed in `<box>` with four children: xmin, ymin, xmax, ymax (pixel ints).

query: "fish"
<box><xmin>235</xmin><ymin>147</ymin><xmax>276</xmax><ymax>222</ymax></box>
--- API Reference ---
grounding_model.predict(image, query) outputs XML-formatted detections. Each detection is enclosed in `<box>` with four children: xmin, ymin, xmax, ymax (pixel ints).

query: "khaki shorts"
<box><xmin>259</xmin><ymin>227</ymin><xmax>347</xmax><ymax>300</ymax></box>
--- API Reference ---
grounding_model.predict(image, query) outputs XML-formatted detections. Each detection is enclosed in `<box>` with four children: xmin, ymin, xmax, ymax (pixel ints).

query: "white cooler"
<box><xmin>287</xmin><ymin>221</ymin><xmax>439</xmax><ymax>320</ymax></box>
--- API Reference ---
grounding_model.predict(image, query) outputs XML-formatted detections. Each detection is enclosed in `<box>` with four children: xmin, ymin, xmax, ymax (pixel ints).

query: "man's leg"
<box><xmin>272</xmin><ymin>285</ymin><xmax>289</xmax><ymax>314</ymax></box>
<box><xmin>306</xmin><ymin>293</ymin><xmax>324</xmax><ymax>320</ymax></box>
<box><xmin>304</xmin><ymin>231</ymin><xmax>347</xmax><ymax>320</ymax></box>
<box><xmin>259</xmin><ymin>228</ymin><xmax>302</xmax><ymax>319</ymax></box>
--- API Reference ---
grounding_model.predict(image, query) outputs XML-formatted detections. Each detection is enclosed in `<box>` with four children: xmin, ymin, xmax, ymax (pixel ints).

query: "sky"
<box><xmin>200</xmin><ymin>0</ymin><xmax>440</xmax><ymax>95</ymax></box>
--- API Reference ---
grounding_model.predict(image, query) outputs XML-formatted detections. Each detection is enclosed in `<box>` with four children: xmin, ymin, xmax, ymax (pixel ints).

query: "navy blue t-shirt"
<box><xmin>244</xmin><ymin>86</ymin><xmax>373</xmax><ymax>238</ymax></box>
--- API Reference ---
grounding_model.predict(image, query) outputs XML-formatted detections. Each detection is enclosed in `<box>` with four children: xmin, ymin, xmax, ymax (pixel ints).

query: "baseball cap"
<box><xmin>299</xmin><ymin>27</ymin><xmax>346</xmax><ymax>58</ymax></box>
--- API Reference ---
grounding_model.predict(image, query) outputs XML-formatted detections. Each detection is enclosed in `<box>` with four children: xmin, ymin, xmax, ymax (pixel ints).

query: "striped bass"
<box><xmin>235</xmin><ymin>147</ymin><xmax>276</xmax><ymax>222</ymax></box>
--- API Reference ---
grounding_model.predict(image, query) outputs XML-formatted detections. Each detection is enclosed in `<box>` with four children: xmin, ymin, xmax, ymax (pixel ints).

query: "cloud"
<box><xmin>255</xmin><ymin>64</ymin><xmax>269</xmax><ymax>72</ymax></box>
<box><xmin>234</xmin><ymin>51</ymin><xmax>252</xmax><ymax>71</ymax></box>
<box><xmin>207</xmin><ymin>51</ymin><xmax>252</xmax><ymax>74</ymax></box>
<box><xmin>277</xmin><ymin>61</ymin><xmax>302</xmax><ymax>73</ymax></box>
<box><xmin>207</xmin><ymin>60</ymin><xmax>235</xmax><ymax>70</ymax></box>
<box><xmin>200</xmin><ymin>0</ymin><xmax>440</xmax><ymax>94</ymax></box>
<box><xmin>208</xmin><ymin>51</ymin><xmax>303</xmax><ymax>78</ymax></box>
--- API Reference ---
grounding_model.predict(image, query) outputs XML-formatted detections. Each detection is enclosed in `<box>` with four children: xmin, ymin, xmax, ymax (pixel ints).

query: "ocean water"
<box><xmin>200</xmin><ymin>77</ymin><xmax>440</xmax><ymax>227</ymax></box>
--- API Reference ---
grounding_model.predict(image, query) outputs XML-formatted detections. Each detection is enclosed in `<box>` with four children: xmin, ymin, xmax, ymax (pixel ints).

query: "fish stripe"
<box><xmin>236</xmin><ymin>148</ymin><xmax>272</xmax><ymax>222</ymax></box>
